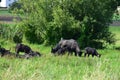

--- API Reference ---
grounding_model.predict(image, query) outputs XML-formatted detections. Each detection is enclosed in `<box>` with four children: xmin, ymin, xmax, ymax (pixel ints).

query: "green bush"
<box><xmin>24</xmin><ymin>23</ymin><xmax>44</xmax><ymax>44</ymax></box>
<box><xmin>16</xmin><ymin>0</ymin><xmax>119</xmax><ymax>48</ymax></box>
<box><xmin>0</xmin><ymin>24</ymin><xmax>23</xmax><ymax>43</ymax></box>
<box><xmin>13</xmin><ymin>31</ymin><xmax>23</xmax><ymax>43</ymax></box>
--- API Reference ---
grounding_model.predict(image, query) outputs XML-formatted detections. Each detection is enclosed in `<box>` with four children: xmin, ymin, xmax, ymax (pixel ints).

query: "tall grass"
<box><xmin>0</xmin><ymin>51</ymin><xmax>119</xmax><ymax>80</ymax></box>
<box><xmin>0</xmin><ymin>26</ymin><xmax>120</xmax><ymax>80</ymax></box>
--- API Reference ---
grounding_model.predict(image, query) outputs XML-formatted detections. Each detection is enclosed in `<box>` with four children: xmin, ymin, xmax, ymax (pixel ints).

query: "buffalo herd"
<box><xmin>51</xmin><ymin>38</ymin><xmax>101</xmax><ymax>58</ymax></box>
<box><xmin>0</xmin><ymin>38</ymin><xmax>101</xmax><ymax>59</ymax></box>
<box><xmin>0</xmin><ymin>44</ymin><xmax>41</xmax><ymax>59</ymax></box>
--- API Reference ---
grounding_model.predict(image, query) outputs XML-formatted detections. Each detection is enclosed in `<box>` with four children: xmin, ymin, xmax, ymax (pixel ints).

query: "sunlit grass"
<box><xmin>0</xmin><ymin>52</ymin><xmax>119</xmax><ymax>80</ymax></box>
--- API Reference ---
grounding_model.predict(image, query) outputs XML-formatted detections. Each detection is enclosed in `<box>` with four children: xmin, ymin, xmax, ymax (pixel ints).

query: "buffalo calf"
<box><xmin>29</xmin><ymin>51</ymin><xmax>41</xmax><ymax>57</ymax></box>
<box><xmin>19</xmin><ymin>51</ymin><xmax>41</xmax><ymax>59</ymax></box>
<box><xmin>15</xmin><ymin>43</ymin><xmax>32</xmax><ymax>57</ymax></box>
<box><xmin>84</xmin><ymin>47</ymin><xmax>101</xmax><ymax>57</ymax></box>
<box><xmin>0</xmin><ymin>47</ymin><xmax>11</xmax><ymax>57</ymax></box>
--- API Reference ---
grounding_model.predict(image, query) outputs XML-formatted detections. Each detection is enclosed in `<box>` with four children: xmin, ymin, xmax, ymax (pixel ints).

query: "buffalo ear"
<box><xmin>60</xmin><ymin>37</ymin><xmax>63</xmax><ymax>41</ymax></box>
<box><xmin>97</xmin><ymin>54</ymin><xmax>101</xmax><ymax>58</ymax></box>
<box><xmin>61</xmin><ymin>37</ymin><xmax>63</xmax><ymax>40</ymax></box>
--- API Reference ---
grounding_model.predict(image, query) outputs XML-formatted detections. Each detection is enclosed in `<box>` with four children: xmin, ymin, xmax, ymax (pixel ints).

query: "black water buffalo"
<box><xmin>29</xmin><ymin>51</ymin><xmax>41</xmax><ymax>57</ymax></box>
<box><xmin>57</xmin><ymin>47</ymin><xmax>67</xmax><ymax>55</ymax></box>
<box><xmin>84</xmin><ymin>47</ymin><xmax>101</xmax><ymax>57</ymax></box>
<box><xmin>19</xmin><ymin>51</ymin><xmax>41</xmax><ymax>59</ymax></box>
<box><xmin>51</xmin><ymin>38</ymin><xmax>82</xmax><ymax>56</ymax></box>
<box><xmin>15</xmin><ymin>43</ymin><xmax>32</xmax><ymax>57</ymax></box>
<box><xmin>51</xmin><ymin>44</ymin><xmax>67</xmax><ymax>55</ymax></box>
<box><xmin>0</xmin><ymin>47</ymin><xmax>11</xmax><ymax>57</ymax></box>
<box><xmin>58</xmin><ymin>38</ymin><xmax>82</xmax><ymax>56</ymax></box>
<box><xmin>51</xmin><ymin>44</ymin><xmax>61</xmax><ymax>54</ymax></box>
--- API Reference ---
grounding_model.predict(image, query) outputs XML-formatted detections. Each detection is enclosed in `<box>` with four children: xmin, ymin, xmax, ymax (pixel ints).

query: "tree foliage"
<box><xmin>15</xmin><ymin>0</ymin><xmax>119</xmax><ymax>48</ymax></box>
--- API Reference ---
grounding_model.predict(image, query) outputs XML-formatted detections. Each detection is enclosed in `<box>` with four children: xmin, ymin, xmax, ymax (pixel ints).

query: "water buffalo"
<box><xmin>58</xmin><ymin>38</ymin><xmax>82</xmax><ymax>56</ymax></box>
<box><xmin>15</xmin><ymin>43</ymin><xmax>32</xmax><ymax>57</ymax></box>
<box><xmin>51</xmin><ymin>44</ymin><xmax>61</xmax><ymax>54</ymax></box>
<box><xmin>51</xmin><ymin>45</ymin><xmax>67</xmax><ymax>55</ymax></box>
<box><xmin>29</xmin><ymin>51</ymin><xmax>41</xmax><ymax>57</ymax></box>
<box><xmin>19</xmin><ymin>51</ymin><xmax>41</xmax><ymax>59</ymax></box>
<box><xmin>0</xmin><ymin>47</ymin><xmax>11</xmax><ymax>57</ymax></box>
<box><xmin>84</xmin><ymin>47</ymin><xmax>101</xmax><ymax>57</ymax></box>
<box><xmin>51</xmin><ymin>38</ymin><xmax>82</xmax><ymax>56</ymax></box>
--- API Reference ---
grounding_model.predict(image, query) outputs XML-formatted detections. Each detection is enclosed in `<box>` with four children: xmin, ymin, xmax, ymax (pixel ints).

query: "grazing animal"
<box><xmin>58</xmin><ymin>38</ymin><xmax>82</xmax><ymax>56</ymax></box>
<box><xmin>84</xmin><ymin>47</ymin><xmax>101</xmax><ymax>57</ymax></box>
<box><xmin>15</xmin><ymin>43</ymin><xmax>32</xmax><ymax>57</ymax></box>
<box><xmin>57</xmin><ymin>47</ymin><xmax>67</xmax><ymax>55</ymax></box>
<box><xmin>51</xmin><ymin>46</ymin><xmax>67</xmax><ymax>55</ymax></box>
<box><xmin>51</xmin><ymin>38</ymin><xmax>82</xmax><ymax>56</ymax></box>
<box><xmin>0</xmin><ymin>47</ymin><xmax>11</xmax><ymax>57</ymax></box>
<box><xmin>29</xmin><ymin>51</ymin><xmax>41</xmax><ymax>57</ymax></box>
<box><xmin>19</xmin><ymin>51</ymin><xmax>41</xmax><ymax>59</ymax></box>
<box><xmin>51</xmin><ymin>44</ymin><xmax>61</xmax><ymax>54</ymax></box>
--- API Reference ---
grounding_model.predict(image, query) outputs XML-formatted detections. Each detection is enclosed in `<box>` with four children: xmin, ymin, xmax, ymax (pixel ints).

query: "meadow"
<box><xmin>0</xmin><ymin>9</ymin><xmax>13</xmax><ymax>16</ymax></box>
<box><xmin>0</xmin><ymin>26</ymin><xmax>119</xmax><ymax>80</ymax></box>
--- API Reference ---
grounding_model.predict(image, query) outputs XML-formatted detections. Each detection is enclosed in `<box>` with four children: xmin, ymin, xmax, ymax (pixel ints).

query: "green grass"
<box><xmin>0</xmin><ymin>26</ymin><xmax>120</xmax><ymax>80</ymax></box>
<box><xmin>109</xmin><ymin>26</ymin><xmax>120</xmax><ymax>47</ymax></box>
<box><xmin>0</xmin><ymin>9</ymin><xmax>12</xmax><ymax>16</ymax></box>
<box><xmin>109</xmin><ymin>26</ymin><xmax>120</xmax><ymax>33</ymax></box>
<box><xmin>0</xmin><ymin>50</ymin><xmax>119</xmax><ymax>80</ymax></box>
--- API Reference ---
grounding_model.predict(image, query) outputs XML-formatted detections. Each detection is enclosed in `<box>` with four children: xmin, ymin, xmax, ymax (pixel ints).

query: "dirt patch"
<box><xmin>110</xmin><ymin>20</ymin><xmax>120</xmax><ymax>26</ymax></box>
<box><xmin>0</xmin><ymin>16</ymin><xmax>21</xmax><ymax>22</ymax></box>
<box><xmin>0</xmin><ymin>16</ymin><xmax>120</xmax><ymax>26</ymax></box>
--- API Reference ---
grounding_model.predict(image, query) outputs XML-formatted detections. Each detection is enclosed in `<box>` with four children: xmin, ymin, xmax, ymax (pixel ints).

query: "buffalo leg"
<box><xmin>92</xmin><ymin>54</ymin><xmax>94</xmax><ymax>57</ymax></box>
<box><xmin>88</xmin><ymin>54</ymin><xmax>90</xmax><ymax>57</ymax></box>
<box><xmin>84</xmin><ymin>53</ymin><xmax>87</xmax><ymax>57</ymax></box>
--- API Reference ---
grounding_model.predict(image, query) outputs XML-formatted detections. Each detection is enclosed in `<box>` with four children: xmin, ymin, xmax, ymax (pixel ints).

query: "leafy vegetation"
<box><xmin>11</xmin><ymin>0</ymin><xmax>119</xmax><ymax>48</ymax></box>
<box><xmin>113</xmin><ymin>13</ymin><xmax>120</xmax><ymax>20</ymax></box>
<box><xmin>0</xmin><ymin>24</ymin><xmax>23</xmax><ymax>43</ymax></box>
<box><xmin>0</xmin><ymin>9</ymin><xmax>12</xmax><ymax>16</ymax></box>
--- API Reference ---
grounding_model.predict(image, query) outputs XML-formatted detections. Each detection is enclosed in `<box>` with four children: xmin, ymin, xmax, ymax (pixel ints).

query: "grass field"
<box><xmin>0</xmin><ymin>26</ymin><xmax>120</xmax><ymax>80</ymax></box>
<box><xmin>0</xmin><ymin>9</ymin><xmax>12</xmax><ymax>16</ymax></box>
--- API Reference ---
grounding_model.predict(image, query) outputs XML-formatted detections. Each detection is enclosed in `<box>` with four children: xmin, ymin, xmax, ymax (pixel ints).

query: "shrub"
<box><xmin>24</xmin><ymin>23</ymin><xmax>44</xmax><ymax>44</ymax></box>
<box><xmin>0</xmin><ymin>24</ymin><xmax>23</xmax><ymax>43</ymax></box>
